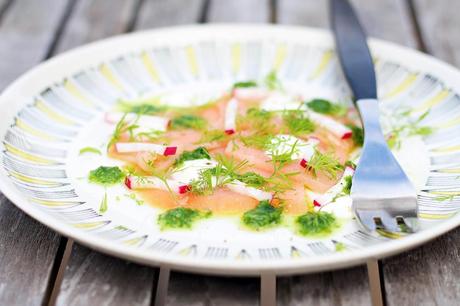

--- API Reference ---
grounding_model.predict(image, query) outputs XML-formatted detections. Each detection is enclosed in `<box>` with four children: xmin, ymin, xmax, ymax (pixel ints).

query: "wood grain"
<box><xmin>0</xmin><ymin>0</ymin><xmax>71</xmax><ymax>89</ymax></box>
<box><xmin>135</xmin><ymin>0</ymin><xmax>205</xmax><ymax>29</ymax></box>
<box><xmin>166</xmin><ymin>272</ymin><xmax>259</xmax><ymax>306</ymax></box>
<box><xmin>207</xmin><ymin>0</ymin><xmax>270</xmax><ymax>23</ymax></box>
<box><xmin>0</xmin><ymin>0</ymin><xmax>71</xmax><ymax>305</ymax></box>
<box><xmin>383</xmin><ymin>227</ymin><xmax>460</xmax><ymax>306</ymax></box>
<box><xmin>382</xmin><ymin>1</ymin><xmax>460</xmax><ymax>305</ymax></box>
<box><xmin>54</xmin><ymin>0</ymin><xmax>140</xmax><ymax>53</ymax></box>
<box><xmin>412</xmin><ymin>0</ymin><xmax>460</xmax><ymax>65</ymax></box>
<box><xmin>278</xmin><ymin>0</ymin><xmax>417</xmax><ymax>47</ymax></box>
<box><xmin>277</xmin><ymin>266</ymin><xmax>372</xmax><ymax>306</ymax></box>
<box><xmin>55</xmin><ymin>244</ymin><xmax>156</xmax><ymax>306</ymax></box>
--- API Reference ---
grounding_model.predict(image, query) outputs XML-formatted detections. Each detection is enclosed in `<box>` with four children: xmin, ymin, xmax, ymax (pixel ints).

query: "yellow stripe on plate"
<box><xmin>273</xmin><ymin>44</ymin><xmax>287</xmax><ymax>71</ymax></box>
<box><xmin>15</xmin><ymin>118</ymin><xmax>57</xmax><ymax>141</ymax></box>
<box><xmin>123</xmin><ymin>236</ymin><xmax>146</xmax><ymax>246</ymax></box>
<box><xmin>29</xmin><ymin>198</ymin><xmax>76</xmax><ymax>207</ymax></box>
<box><xmin>431</xmin><ymin>144</ymin><xmax>460</xmax><ymax>153</ymax></box>
<box><xmin>436</xmin><ymin>168</ymin><xmax>460</xmax><ymax>174</ymax></box>
<box><xmin>73</xmin><ymin>221</ymin><xmax>110</xmax><ymax>230</ymax></box>
<box><xmin>100</xmin><ymin>64</ymin><xmax>124</xmax><ymax>90</ymax></box>
<box><xmin>384</xmin><ymin>73</ymin><xmax>417</xmax><ymax>99</ymax></box>
<box><xmin>309</xmin><ymin>50</ymin><xmax>333</xmax><ymax>80</ymax></box>
<box><xmin>428</xmin><ymin>190</ymin><xmax>460</xmax><ymax>196</ymax></box>
<box><xmin>64</xmin><ymin>80</ymin><xmax>95</xmax><ymax>108</ymax></box>
<box><xmin>231</xmin><ymin>43</ymin><xmax>241</xmax><ymax>75</ymax></box>
<box><xmin>414</xmin><ymin>89</ymin><xmax>450</xmax><ymax>112</ymax></box>
<box><xmin>185</xmin><ymin>46</ymin><xmax>199</xmax><ymax>76</ymax></box>
<box><xmin>4</xmin><ymin>143</ymin><xmax>57</xmax><ymax>165</ymax></box>
<box><xmin>10</xmin><ymin>171</ymin><xmax>60</xmax><ymax>186</ymax></box>
<box><xmin>36</xmin><ymin>100</ymin><xmax>76</xmax><ymax>125</ymax></box>
<box><xmin>419</xmin><ymin>213</ymin><xmax>455</xmax><ymax>220</ymax></box>
<box><xmin>141</xmin><ymin>52</ymin><xmax>160</xmax><ymax>83</ymax></box>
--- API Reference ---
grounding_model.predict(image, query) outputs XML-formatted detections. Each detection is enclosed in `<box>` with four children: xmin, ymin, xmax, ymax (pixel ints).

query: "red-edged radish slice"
<box><xmin>227</xmin><ymin>181</ymin><xmax>273</xmax><ymax>201</ymax></box>
<box><xmin>224</xmin><ymin>98</ymin><xmax>238</xmax><ymax>135</ymax></box>
<box><xmin>233</xmin><ymin>87</ymin><xmax>269</xmax><ymax>101</ymax></box>
<box><xmin>125</xmin><ymin>176</ymin><xmax>190</xmax><ymax>194</ymax></box>
<box><xmin>307</xmin><ymin>166</ymin><xmax>355</xmax><ymax>206</ymax></box>
<box><xmin>308</xmin><ymin>112</ymin><xmax>352</xmax><ymax>140</ymax></box>
<box><xmin>299</xmin><ymin>137</ymin><xmax>320</xmax><ymax>168</ymax></box>
<box><xmin>104</xmin><ymin>112</ymin><xmax>169</xmax><ymax>131</ymax></box>
<box><xmin>115</xmin><ymin>142</ymin><xmax>177</xmax><ymax>156</ymax></box>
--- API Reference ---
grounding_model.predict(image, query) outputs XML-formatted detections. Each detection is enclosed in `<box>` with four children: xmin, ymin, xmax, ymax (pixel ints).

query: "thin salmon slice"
<box><xmin>187</xmin><ymin>188</ymin><xmax>259</xmax><ymax>214</ymax></box>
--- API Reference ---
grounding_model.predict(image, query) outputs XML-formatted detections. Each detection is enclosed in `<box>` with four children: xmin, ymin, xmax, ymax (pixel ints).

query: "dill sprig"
<box><xmin>264</xmin><ymin>70</ymin><xmax>283</xmax><ymax>90</ymax></box>
<box><xmin>282</xmin><ymin>110</ymin><xmax>316</xmax><ymax>136</ymax></box>
<box><xmin>386</xmin><ymin>110</ymin><xmax>434</xmax><ymax>149</ymax></box>
<box><xmin>197</xmin><ymin>129</ymin><xmax>227</xmax><ymax>144</ymax></box>
<box><xmin>305</xmin><ymin>149</ymin><xmax>343</xmax><ymax>179</ymax></box>
<box><xmin>236</xmin><ymin>108</ymin><xmax>277</xmax><ymax>149</ymax></box>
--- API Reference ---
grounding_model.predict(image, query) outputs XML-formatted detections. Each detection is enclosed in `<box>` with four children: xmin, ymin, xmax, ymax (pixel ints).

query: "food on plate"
<box><xmin>88</xmin><ymin>72</ymin><xmax>366</xmax><ymax>235</ymax></box>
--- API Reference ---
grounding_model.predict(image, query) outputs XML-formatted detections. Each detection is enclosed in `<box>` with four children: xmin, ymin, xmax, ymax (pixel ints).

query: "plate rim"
<box><xmin>1</xmin><ymin>23</ymin><xmax>459</xmax><ymax>276</ymax></box>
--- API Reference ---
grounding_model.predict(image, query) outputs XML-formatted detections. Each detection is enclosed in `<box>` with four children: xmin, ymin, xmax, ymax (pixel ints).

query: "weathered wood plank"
<box><xmin>55</xmin><ymin>244</ymin><xmax>156</xmax><ymax>306</ymax></box>
<box><xmin>412</xmin><ymin>0</ymin><xmax>460</xmax><ymax>65</ymax></box>
<box><xmin>0</xmin><ymin>198</ymin><xmax>62</xmax><ymax>306</ymax></box>
<box><xmin>278</xmin><ymin>0</ymin><xmax>417</xmax><ymax>47</ymax></box>
<box><xmin>55</xmin><ymin>0</ymin><xmax>139</xmax><ymax>53</ymax></box>
<box><xmin>207</xmin><ymin>0</ymin><xmax>270</xmax><ymax>23</ymax></box>
<box><xmin>0</xmin><ymin>1</ymin><xmax>71</xmax><ymax>305</ymax></box>
<box><xmin>166</xmin><ymin>272</ymin><xmax>259</xmax><ymax>306</ymax></box>
<box><xmin>135</xmin><ymin>0</ymin><xmax>205</xmax><ymax>29</ymax></box>
<box><xmin>277</xmin><ymin>266</ymin><xmax>372</xmax><ymax>306</ymax></box>
<box><xmin>0</xmin><ymin>0</ymin><xmax>70</xmax><ymax>89</ymax></box>
<box><xmin>382</xmin><ymin>1</ymin><xmax>460</xmax><ymax>305</ymax></box>
<box><xmin>383</xmin><ymin>227</ymin><xmax>460</xmax><ymax>306</ymax></box>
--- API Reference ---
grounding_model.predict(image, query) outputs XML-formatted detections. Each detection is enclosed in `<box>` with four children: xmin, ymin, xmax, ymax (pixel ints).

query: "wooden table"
<box><xmin>0</xmin><ymin>0</ymin><xmax>459</xmax><ymax>305</ymax></box>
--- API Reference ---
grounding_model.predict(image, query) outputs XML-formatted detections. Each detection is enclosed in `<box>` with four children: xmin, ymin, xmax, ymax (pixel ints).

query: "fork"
<box><xmin>330</xmin><ymin>0</ymin><xmax>418</xmax><ymax>233</ymax></box>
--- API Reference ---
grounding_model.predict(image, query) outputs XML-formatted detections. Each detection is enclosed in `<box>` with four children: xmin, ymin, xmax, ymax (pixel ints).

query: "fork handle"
<box><xmin>356</xmin><ymin>98</ymin><xmax>387</xmax><ymax>147</ymax></box>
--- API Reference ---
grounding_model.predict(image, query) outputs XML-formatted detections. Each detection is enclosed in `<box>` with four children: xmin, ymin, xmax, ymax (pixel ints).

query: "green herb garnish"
<box><xmin>347</xmin><ymin>124</ymin><xmax>364</xmax><ymax>147</ymax></box>
<box><xmin>119</xmin><ymin>103</ymin><xmax>168</xmax><ymax>114</ymax></box>
<box><xmin>170</xmin><ymin>114</ymin><xmax>207</xmax><ymax>130</ymax></box>
<box><xmin>157</xmin><ymin>207</ymin><xmax>211</xmax><ymax>230</ymax></box>
<box><xmin>174</xmin><ymin>147</ymin><xmax>211</xmax><ymax>167</ymax></box>
<box><xmin>89</xmin><ymin>166</ymin><xmax>125</xmax><ymax>186</ymax></box>
<box><xmin>282</xmin><ymin>110</ymin><xmax>316</xmax><ymax>136</ymax></box>
<box><xmin>387</xmin><ymin>110</ymin><xmax>434</xmax><ymax>149</ymax></box>
<box><xmin>99</xmin><ymin>192</ymin><xmax>108</xmax><ymax>213</ymax></box>
<box><xmin>306</xmin><ymin>150</ymin><xmax>343</xmax><ymax>179</ymax></box>
<box><xmin>264</xmin><ymin>70</ymin><xmax>282</xmax><ymax>90</ymax></box>
<box><xmin>79</xmin><ymin>147</ymin><xmax>102</xmax><ymax>155</ymax></box>
<box><xmin>306</xmin><ymin>99</ymin><xmax>347</xmax><ymax>116</ymax></box>
<box><xmin>233</xmin><ymin>80</ymin><xmax>258</xmax><ymax>88</ymax></box>
<box><xmin>296</xmin><ymin>211</ymin><xmax>337</xmax><ymax>235</ymax></box>
<box><xmin>197</xmin><ymin>129</ymin><xmax>227</xmax><ymax>144</ymax></box>
<box><xmin>242</xmin><ymin>200</ymin><xmax>282</xmax><ymax>230</ymax></box>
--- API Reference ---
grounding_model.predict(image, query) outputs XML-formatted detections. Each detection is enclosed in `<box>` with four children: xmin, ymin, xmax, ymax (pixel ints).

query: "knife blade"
<box><xmin>330</xmin><ymin>0</ymin><xmax>377</xmax><ymax>101</ymax></box>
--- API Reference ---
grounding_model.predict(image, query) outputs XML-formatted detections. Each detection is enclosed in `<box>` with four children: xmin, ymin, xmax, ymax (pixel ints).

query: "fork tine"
<box><xmin>379</xmin><ymin>213</ymin><xmax>399</xmax><ymax>233</ymax></box>
<box><xmin>355</xmin><ymin>210</ymin><xmax>377</xmax><ymax>232</ymax></box>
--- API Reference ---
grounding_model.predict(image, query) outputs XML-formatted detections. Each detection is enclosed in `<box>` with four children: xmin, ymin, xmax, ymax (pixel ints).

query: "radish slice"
<box><xmin>308</xmin><ymin>166</ymin><xmax>355</xmax><ymax>206</ymax></box>
<box><xmin>115</xmin><ymin>142</ymin><xmax>177</xmax><ymax>156</ymax></box>
<box><xmin>308</xmin><ymin>112</ymin><xmax>352</xmax><ymax>140</ymax></box>
<box><xmin>104</xmin><ymin>112</ymin><xmax>169</xmax><ymax>131</ymax></box>
<box><xmin>299</xmin><ymin>137</ymin><xmax>320</xmax><ymax>168</ymax></box>
<box><xmin>125</xmin><ymin>176</ymin><xmax>190</xmax><ymax>194</ymax></box>
<box><xmin>227</xmin><ymin>180</ymin><xmax>273</xmax><ymax>201</ymax></box>
<box><xmin>224</xmin><ymin>98</ymin><xmax>238</xmax><ymax>134</ymax></box>
<box><xmin>233</xmin><ymin>87</ymin><xmax>269</xmax><ymax>100</ymax></box>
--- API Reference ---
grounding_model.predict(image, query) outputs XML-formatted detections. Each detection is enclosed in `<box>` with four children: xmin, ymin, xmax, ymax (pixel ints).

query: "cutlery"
<box><xmin>330</xmin><ymin>0</ymin><xmax>418</xmax><ymax>233</ymax></box>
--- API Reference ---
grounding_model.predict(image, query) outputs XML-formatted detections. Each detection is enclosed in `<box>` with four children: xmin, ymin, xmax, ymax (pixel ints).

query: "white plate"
<box><xmin>1</xmin><ymin>24</ymin><xmax>459</xmax><ymax>276</ymax></box>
